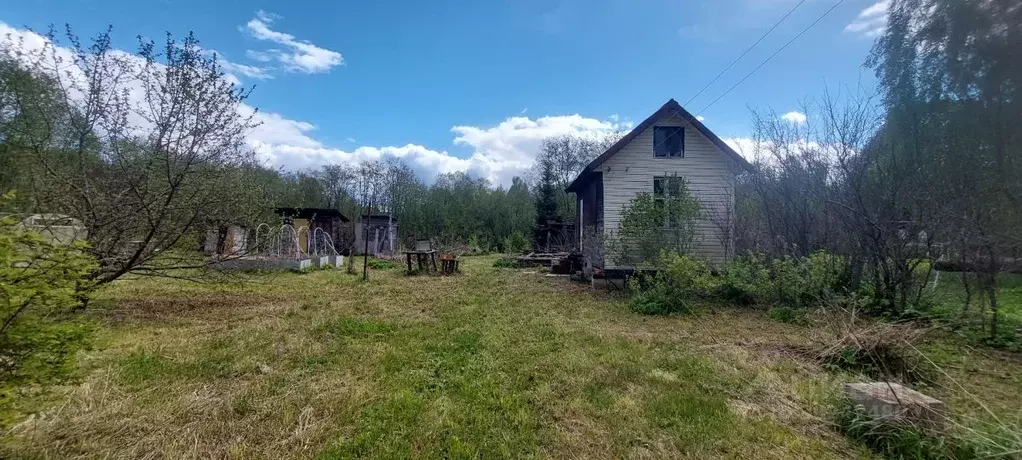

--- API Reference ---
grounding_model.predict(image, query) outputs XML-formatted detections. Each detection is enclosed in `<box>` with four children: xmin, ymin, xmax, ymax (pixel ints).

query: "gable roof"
<box><xmin>565</xmin><ymin>99</ymin><xmax>754</xmax><ymax>193</ymax></box>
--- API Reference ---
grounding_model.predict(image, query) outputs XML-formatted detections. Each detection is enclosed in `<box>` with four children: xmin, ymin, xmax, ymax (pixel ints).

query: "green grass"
<box><xmin>927</xmin><ymin>271</ymin><xmax>1022</xmax><ymax>348</ymax></box>
<box><xmin>1</xmin><ymin>258</ymin><xmax>1020</xmax><ymax>459</ymax></box>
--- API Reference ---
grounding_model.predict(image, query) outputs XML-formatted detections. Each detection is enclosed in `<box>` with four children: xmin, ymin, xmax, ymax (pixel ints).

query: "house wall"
<box><xmin>600</xmin><ymin>113</ymin><xmax>738</xmax><ymax>267</ymax></box>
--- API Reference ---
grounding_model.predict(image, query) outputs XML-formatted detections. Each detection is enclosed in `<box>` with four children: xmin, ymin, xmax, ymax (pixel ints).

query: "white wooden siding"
<box><xmin>601</xmin><ymin>114</ymin><xmax>738</xmax><ymax>267</ymax></box>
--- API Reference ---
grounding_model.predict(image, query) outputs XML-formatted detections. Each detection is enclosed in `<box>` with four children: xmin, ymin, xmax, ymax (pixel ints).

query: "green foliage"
<box><xmin>0</xmin><ymin>196</ymin><xmax>97</xmax><ymax>423</ymax></box>
<box><xmin>767</xmin><ymin>306</ymin><xmax>808</xmax><ymax>325</ymax></box>
<box><xmin>715</xmin><ymin>254</ymin><xmax>772</xmax><ymax>305</ymax></box>
<box><xmin>629</xmin><ymin>254</ymin><xmax>715</xmax><ymax>315</ymax></box>
<box><xmin>769</xmin><ymin>252</ymin><xmax>847</xmax><ymax>309</ymax></box>
<box><xmin>715</xmin><ymin>251</ymin><xmax>848</xmax><ymax>309</ymax></box>
<box><xmin>502</xmin><ymin>231</ymin><xmax>529</xmax><ymax>254</ymax></box>
<box><xmin>610</xmin><ymin>176</ymin><xmax>702</xmax><ymax>267</ymax></box>
<box><xmin>1</xmin><ymin>30</ymin><xmax>266</xmax><ymax>287</ymax></box>
<box><xmin>533</xmin><ymin>159</ymin><xmax>559</xmax><ymax>247</ymax></box>
<box><xmin>492</xmin><ymin>257</ymin><xmax>520</xmax><ymax>269</ymax></box>
<box><xmin>367</xmin><ymin>258</ymin><xmax>398</xmax><ymax>270</ymax></box>
<box><xmin>864</xmin><ymin>0</ymin><xmax>1022</xmax><ymax>330</ymax></box>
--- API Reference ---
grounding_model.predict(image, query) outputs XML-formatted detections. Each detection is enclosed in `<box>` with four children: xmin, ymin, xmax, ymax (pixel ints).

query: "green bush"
<box><xmin>609</xmin><ymin>178</ymin><xmax>702</xmax><ymax>267</ymax></box>
<box><xmin>629</xmin><ymin>254</ymin><xmax>715</xmax><ymax>315</ymax></box>
<box><xmin>502</xmin><ymin>231</ymin><xmax>530</xmax><ymax>254</ymax></box>
<box><xmin>715</xmin><ymin>251</ymin><xmax>848</xmax><ymax>309</ymax></box>
<box><xmin>716</xmin><ymin>254</ymin><xmax>771</xmax><ymax>305</ymax></box>
<box><xmin>630</xmin><ymin>286</ymin><xmax>686</xmax><ymax>315</ymax></box>
<box><xmin>767</xmin><ymin>306</ymin><xmax>808</xmax><ymax>324</ymax></box>
<box><xmin>626</xmin><ymin>250</ymin><xmax>853</xmax><ymax>315</ymax></box>
<box><xmin>492</xmin><ymin>257</ymin><xmax>519</xmax><ymax>268</ymax></box>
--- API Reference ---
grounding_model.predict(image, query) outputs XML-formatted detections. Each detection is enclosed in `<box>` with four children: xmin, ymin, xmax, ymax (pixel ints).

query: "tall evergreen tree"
<box><xmin>534</xmin><ymin>159</ymin><xmax>558</xmax><ymax>248</ymax></box>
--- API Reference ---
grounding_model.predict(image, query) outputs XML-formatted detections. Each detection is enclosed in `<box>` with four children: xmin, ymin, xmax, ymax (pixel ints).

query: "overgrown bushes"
<box><xmin>628</xmin><ymin>250</ymin><xmax>849</xmax><ymax>316</ymax></box>
<box><xmin>715</xmin><ymin>251</ymin><xmax>848</xmax><ymax>310</ymax></box>
<box><xmin>628</xmin><ymin>254</ymin><xmax>715</xmax><ymax>315</ymax></box>
<box><xmin>502</xmin><ymin>231</ymin><xmax>530</xmax><ymax>254</ymax></box>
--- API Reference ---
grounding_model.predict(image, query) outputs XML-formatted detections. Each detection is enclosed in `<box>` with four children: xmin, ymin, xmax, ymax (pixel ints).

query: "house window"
<box><xmin>654</xmin><ymin>176</ymin><xmax>685</xmax><ymax>227</ymax></box>
<box><xmin>653</xmin><ymin>126</ymin><xmax>684</xmax><ymax>158</ymax></box>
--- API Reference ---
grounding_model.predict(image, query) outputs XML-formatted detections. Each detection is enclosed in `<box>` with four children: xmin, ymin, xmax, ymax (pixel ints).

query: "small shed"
<box><xmin>204</xmin><ymin>225</ymin><xmax>247</xmax><ymax>257</ymax></box>
<box><xmin>353</xmin><ymin>213</ymin><xmax>398</xmax><ymax>256</ymax></box>
<box><xmin>275</xmin><ymin>207</ymin><xmax>350</xmax><ymax>255</ymax></box>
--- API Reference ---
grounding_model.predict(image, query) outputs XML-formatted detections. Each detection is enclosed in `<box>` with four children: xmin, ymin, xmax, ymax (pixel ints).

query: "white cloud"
<box><xmin>781</xmin><ymin>111</ymin><xmax>807</xmax><ymax>124</ymax></box>
<box><xmin>202</xmin><ymin>49</ymin><xmax>272</xmax><ymax>80</ymax></box>
<box><xmin>724</xmin><ymin>137</ymin><xmax>758</xmax><ymax>160</ymax></box>
<box><xmin>245</xmin><ymin>49</ymin><xmax>273</xmax><ymax>62</ymax></box>
<box><xmin>696</xmin><ymin>115</ymin><xmax>705</xmax><ymax>122</ymax></box>
<box><xmin>0</xmin><ymin>22</ymin><xmax>623</xmax><ymax>187</ymax></box>
<box><xmin>242</xmin><ymin>10</ymin><xmax>343</xmax><ymax>74</ymax></box>
<box><xmin>452</xmin><ymin>115</ymin><xmax>622</xmax><ymax>182</ymax></box>
<box><xmin>252</xmin><ymin>114</ymin><xmax>626</xmax><ymax>185</ymax></box>
<box><xmin>845</xmin><ymin>0</ymin><xmax>889</xmax><ymax>38</ymax></box>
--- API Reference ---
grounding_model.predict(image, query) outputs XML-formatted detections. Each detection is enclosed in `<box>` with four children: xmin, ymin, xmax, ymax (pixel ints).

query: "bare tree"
<box><xmin>2</xmin><ymin>27</ymin><xmax>262</xmax><ymax>296</ymax></box>
<box><xmin>535</xmin><ymin>132</ymin><xmax>623</xmax><ymax>220</ymax></box>
<box><xmin>346</xmin><ymin>159</ymin><xmax>384</xmax><ymax>274</ymax></box>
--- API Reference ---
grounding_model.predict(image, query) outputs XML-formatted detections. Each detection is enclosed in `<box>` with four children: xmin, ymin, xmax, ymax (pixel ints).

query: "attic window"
<box><xmin>653</xmin><ymin>126</ymin><xmax>684</xmax><ymax>158</ymax></box>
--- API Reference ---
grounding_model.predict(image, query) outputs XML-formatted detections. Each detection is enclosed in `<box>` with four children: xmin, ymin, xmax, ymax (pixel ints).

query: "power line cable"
<box><xmin>683</xmin><ymin>0</ymin><xmax>809</xmax><ymax>107</ymax></box>
<box><xmin>695</xmin><ymin>0</ymin><xmax>847</xmax><ymax>115</ymax></box>
<box><xmin>647</xmin><ymin>0</ymin><xmax>849</xmax><ymax>155</ymax></box>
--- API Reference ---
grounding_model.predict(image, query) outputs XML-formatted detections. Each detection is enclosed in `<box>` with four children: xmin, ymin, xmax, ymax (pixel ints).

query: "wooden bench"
<box><xmin>440</xmin><ymin>256</ymin><xmax>459</xmax><ymax>275</ymax></box>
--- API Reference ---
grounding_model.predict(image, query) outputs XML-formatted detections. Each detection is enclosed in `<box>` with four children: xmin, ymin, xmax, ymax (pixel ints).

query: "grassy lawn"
<box><xmin>1</xmin><ymin>256</ymin><xmax>1020</xmax><ymax>459</ymax></box>
<box><xmin>929</xmin><ymin>270</ymin><xmax>1022</xmax><ymax>344</ymax></box>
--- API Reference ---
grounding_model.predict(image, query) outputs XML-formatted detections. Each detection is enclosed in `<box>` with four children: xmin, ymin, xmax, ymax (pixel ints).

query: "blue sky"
<box><xmin>1</xmin><ymin>0</ymin><xmax>888</xmax><ymax>185</ymax></box>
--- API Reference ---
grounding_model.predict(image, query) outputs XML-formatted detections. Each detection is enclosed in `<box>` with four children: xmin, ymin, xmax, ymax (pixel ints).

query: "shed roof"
<box><xmin>565</xmin><ymin>99</ymin><xmax>754</xmax><ymax>193</ymax></box>
<box><xmin>360</xmin><ymin>213</ymin><xmax>398</xmax><ymax>223</ymax></box>
<box><xmin>275</xmin><ymin>207</ymin><xmax>350</xmax><ymax>222</ymax></box>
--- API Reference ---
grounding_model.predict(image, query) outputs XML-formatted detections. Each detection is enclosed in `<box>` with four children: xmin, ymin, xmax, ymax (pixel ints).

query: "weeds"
<box><xmin>837</xmin><ymin>401</ymin><xmax>961</xmax><ymax>459</ymax></box>
<box><xmin>491</xmin><ymin>257</ymin><xmax>519</xmax><ymax>268</ymax></box>
<box><xmin>769</xmin><ymin>306</ymin><xmax>808</xmax><ymax>325</ymax></box>
<box><xmin>367</xmin><ymin>259</ymin><xmax>398</xmax><ymax>270</ymax></box>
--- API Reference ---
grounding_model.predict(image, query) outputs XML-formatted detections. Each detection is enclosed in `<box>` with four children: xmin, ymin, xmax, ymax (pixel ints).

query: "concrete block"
<box><xmin>844</xmin><ymin>382</ymin><xmax>947</xmax><ymax>429</ymax></box>
<box><xmin>312</xmin><ymin>256</ymin><xmax>331</xmax><ymax>268</ymax></box>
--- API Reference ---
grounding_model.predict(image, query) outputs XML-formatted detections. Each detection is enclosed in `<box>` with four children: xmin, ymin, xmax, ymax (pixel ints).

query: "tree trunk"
<box><xmin>988</xmin><ymin>281</ymin><xmax>999</xmax><ymax>339</ymax></box>
<box><xmin>955</xmin><ymin>271</ymin><xmax>972</xmax><ymax>331</ymax></box>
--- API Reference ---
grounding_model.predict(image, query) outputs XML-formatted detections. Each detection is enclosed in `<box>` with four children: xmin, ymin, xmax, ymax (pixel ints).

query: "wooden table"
<box><xmin>403</xmin><ymin>250</ymin><xmax>438</xmax><ymax>274</ymax></box>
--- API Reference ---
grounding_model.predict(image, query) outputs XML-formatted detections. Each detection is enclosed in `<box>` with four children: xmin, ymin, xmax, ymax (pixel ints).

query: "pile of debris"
<box><xmin>515</xmin><ymin>252</ymin><xmax>584</xmax><ymax>274</ymax></box>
